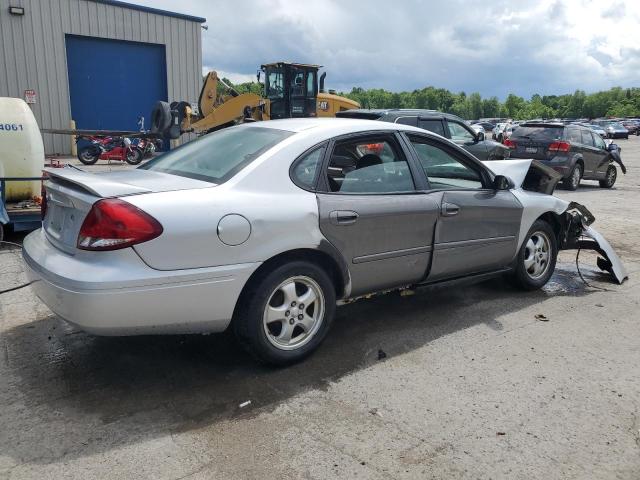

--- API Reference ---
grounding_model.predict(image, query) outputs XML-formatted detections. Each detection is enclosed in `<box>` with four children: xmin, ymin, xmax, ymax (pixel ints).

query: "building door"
<box><xmin>65</xmin><ymin>35</ymin><xmax>167</xmax><ymax>140</ymax></box>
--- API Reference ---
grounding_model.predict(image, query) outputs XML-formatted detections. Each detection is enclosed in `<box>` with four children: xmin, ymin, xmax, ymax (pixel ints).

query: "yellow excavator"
<box><xmin>150</xmin><ymin>62</ymin><xmax>360</xmax><ymax>139</ymax></box>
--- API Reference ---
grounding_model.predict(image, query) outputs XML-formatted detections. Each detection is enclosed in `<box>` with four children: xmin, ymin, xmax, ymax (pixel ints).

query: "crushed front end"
<box><xmin>558</xmin><ymin>202</ymin><xmax>628</xmax><ymax>284</ymax></box>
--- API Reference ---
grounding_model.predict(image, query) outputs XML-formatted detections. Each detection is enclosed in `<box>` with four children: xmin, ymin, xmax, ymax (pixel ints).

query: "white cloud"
<box><xmin>134</xmin><ymin>0</ymin><xmax>640</xmax><ymax>98</ymax></box>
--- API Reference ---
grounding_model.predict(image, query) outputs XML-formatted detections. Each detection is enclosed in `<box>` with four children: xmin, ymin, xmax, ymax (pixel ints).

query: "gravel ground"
<box><xmin>1</xmin><ymin>137</ymin><xmax>639</xmax><ymax>479</ymax></box>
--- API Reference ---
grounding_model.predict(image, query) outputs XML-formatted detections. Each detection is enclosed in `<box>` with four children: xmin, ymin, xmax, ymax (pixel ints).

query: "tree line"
<box><xmin>222</xmin><ymin>78</ymin><xmax>640</xmax><ymax>120</ymax></box>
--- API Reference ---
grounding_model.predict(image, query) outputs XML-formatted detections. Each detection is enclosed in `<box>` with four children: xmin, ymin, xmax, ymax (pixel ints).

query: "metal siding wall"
<box><xmin>0</xmin><ymin>0</ymin><xmax>202</xmax><ymax>154</ymax></box>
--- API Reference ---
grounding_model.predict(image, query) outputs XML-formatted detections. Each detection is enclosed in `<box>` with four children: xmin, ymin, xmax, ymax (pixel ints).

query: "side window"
<box><xmin>395</xmin><ymin>116</ymin><xmax>418</xmax><ymax>127</ymax></box>
<box><xmin>418</xmin><ymin>119</ymin><xmax>445</xmax><ymax>136</ymax></box>
<box><xmin>325</xmin><ymin>136</ymin><xmax>415</xmax><ymax>194</ymax></box>
<box><xmin>447</xmin><ymin>121</ymin><xmax>475</xmax><ymax>144</ymax></box>
<box><xmin>291</xmin><ymin>146</ymin><xmax>325</xmax><ymax>190</ymax></box>
<box><xmin>592</xmin><ymin>132</ymin><xmax>606</xmax><ymax>149</ymax></box>
<box><xmin>579</xmin><ymin>129</ymin><xmax>595</xmax><ymax>147</ymax></box>
<box><xmin>409</xmin><ymin>136</ymin><xmax>483</xmax><ymax>189</ymax></box>
<box><xmin>566</xmin><ymin>127</ymin><xmax>582</xmax><ymax>144</ymax></box>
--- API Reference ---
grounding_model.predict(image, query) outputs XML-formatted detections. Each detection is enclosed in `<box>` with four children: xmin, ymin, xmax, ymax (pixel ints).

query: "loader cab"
<box><xmin>261</xmin><ymin>62</ymin><xmax>319</xmax><ymax>119</ymax></box>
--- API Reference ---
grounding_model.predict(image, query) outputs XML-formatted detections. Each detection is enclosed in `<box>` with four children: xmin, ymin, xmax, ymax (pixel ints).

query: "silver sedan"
<box><xmin>23</xmin><ymin>118</ymin><xmax>627</xmax><ymax>365</ymax></box>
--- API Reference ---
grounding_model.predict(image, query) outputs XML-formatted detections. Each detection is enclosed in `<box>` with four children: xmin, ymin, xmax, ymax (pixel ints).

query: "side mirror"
<box><xmin>607</xmin><ymin>142</ymin><xmax>619</xmax><ymax>152</ymax></box>
<box><xmin>475</xmin><ymin>131</ymin><xmax>485</xmax><ymax>142</ymax></box>
<box><xmin>493</xmin><ymin>174</ymin><xmax>513</xmax><ymax>190</ymax></box>
<box><xmin>256</xmin><ymin>70</ymin><xmax>261</xmax><ymax>83</ymax></box>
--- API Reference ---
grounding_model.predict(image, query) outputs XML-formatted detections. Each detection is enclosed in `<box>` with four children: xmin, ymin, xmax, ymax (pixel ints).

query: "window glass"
<box><xmin>395</xmin><ymin>116</ymin><xmax>417</xmax><ymax>127</ymax></box>
<box><xmin>291</xmin><ymin>146</ymin><xmax>325</xmax><ymax>189</ymax></box>
<box><xmin>447</xmin><ymin>122</ymin><xmax>475</xmax><ymax>143</ymax></box>
<box><xmin>290</xmin><ymin>70</ymin><xmax>305</xmax><ymax>97</ymax></box>
<box><xmin>580</xmin><ymin>129</ymin><xmax>596</xmax><ymax>147</ymax></box>
<box><xmin>592</xmin><ymin>132</ymin><xmax>606</xmax><ymax>149</ymax></box>
<box><xmin>409</xmin><ymin>136</ymin><xmax>483</xmax><ymax>189</ymax></box>
<box><xmin>418</xmin><ymin>119</ymin><xmax>445</xmax><ymax>136</ymax></box>
<box><xmin>306</xmin><ymin>72</ymin><xmax>316</xmax><ymax>98</ymax></box>
<box><xmin>140</xmin><ymin>127</ymin><xmax>292</xmax><ymax>183</ymax></box>
<box><xmin>326</xmin><ymin>137</ymin><xmax>415</xmax><ymax>193</ymax></box>
<box><xmin>511</xmin><ymin>126</ymin><xmax>562</xmax><ymax>141</ymax></box>
<box><xmin>566</xmin><ymin>127</ymin><xmax>582</xmax><ymax>144</ymax></box>
<box><xmin>266</xmin><ymin>70</ymin><xmax>284</xmax><ymax>99</ymax></box>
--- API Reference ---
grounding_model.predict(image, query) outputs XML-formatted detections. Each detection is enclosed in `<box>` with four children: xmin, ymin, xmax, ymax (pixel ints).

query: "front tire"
<box><xmin>512</xmin><ymin>220</ymin><xmax>557</xmax><ymax>290</ymax></box>
<box><xmin>599</xmin><ymin>164</ymin><xmax>617</xmax><ymax>188</ymax></box>
<box><xmin>125</xmin><ymin>147</ymin><xmax>143</xmax><ymax>165</ymax></box>
<box><xmin>563</xmin><ymin>163</ymin><xmax>582</xmax><ymax>190</ymax></box>
<box><xmin>234</xmin><ymin>261</ymin><xmax>336</xmax><ymax>366</ymax></box>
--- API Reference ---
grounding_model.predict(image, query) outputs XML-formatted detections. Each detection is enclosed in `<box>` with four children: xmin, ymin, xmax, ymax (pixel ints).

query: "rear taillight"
<box><xmin>77</xmin><ymin>198</ymin><xmax>163</xmax><ymax>251</ymax></box>
<box><xmin>548</xmin><ymin>141</ymin><xmax>571</xmax><ymax>153</ymax></box>
<box><xmin>503</xmin><ymin>138</ymin><xmax>516</xmax><ymax>149</ymax></box>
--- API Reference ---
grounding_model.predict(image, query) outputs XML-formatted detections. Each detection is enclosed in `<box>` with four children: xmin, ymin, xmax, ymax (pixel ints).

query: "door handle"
<box><xmin>441</xmin><ymin>202</ymin><xmax>460</xmax><ymax>217</ymax></box>
<box><xmin>330</xmin><ymin>210</ymin><xmax>359</xmax><ymax>225</ymax></box>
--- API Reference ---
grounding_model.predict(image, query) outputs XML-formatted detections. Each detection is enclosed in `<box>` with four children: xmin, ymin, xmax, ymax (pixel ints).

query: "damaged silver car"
<box><xmin>22</xmin><ymin>119</ymin><xmax>627</xmax><ymax>365</ymax></box>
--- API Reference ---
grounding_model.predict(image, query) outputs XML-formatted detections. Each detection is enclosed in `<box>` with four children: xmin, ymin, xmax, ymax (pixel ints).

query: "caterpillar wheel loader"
<box><xmin>150</xmin><ymin>62</ymin><xmax>360</xmax><ymax>139</ymax></box>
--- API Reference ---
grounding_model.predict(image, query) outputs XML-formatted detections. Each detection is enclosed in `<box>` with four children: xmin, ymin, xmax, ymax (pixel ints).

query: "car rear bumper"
<box><xmin>22</xmin><ymin>229</ymin><xmax>260</xmax><ymax>335</ymax></box>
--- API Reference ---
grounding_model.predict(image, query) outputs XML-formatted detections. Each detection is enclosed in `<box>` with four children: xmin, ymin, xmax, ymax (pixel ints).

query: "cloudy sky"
<box><xmin>133</xmin><ymin>0</ymin><xmax>640</xmax><ymax>99</ymax></box>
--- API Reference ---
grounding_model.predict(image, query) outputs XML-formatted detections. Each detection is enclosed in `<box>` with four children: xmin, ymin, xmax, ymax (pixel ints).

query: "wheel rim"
<box><xmin>80</xmin><ymin>150</ymin><xmax>95</xmax><ymax>161</ymax></box>
<box><xmin>606</xmin><ymin>166</ymin><xmax>616</xmax><ymax>185</ymax></box>
<box><xmin>571</xmin><ymin>166</ymin><xmax>581</xmax><ymax>187</ymax></box>
<box><xmin>127</xmin><ymin>150</ymin><xmax>140</xmax><ymax>162</ymax></box>
<box><xmin>523</xmin><ymin>231</ymin><xmax>552</xmax><ymax>279</ymax></box>
<box><xmin>263</xmin><ymin>276</ymin><xmax>325</xmax><ymax>351</ymax></box>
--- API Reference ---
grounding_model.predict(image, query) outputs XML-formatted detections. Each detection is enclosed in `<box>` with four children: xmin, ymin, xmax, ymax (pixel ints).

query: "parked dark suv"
<box><xmin>507</xmin><ymin>122</ymin><xmax>623</xmax><ymax>190</ymax></box>
<box><xmin>336</xmin><ymin>109</ymin><xmax>510</xmax><ymax>160</ymax></box>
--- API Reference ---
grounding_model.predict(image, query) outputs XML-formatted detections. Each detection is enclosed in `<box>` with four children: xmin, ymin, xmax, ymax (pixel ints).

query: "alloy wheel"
<box><xmin>262</xmin><ymin>276</ymin><xmax>325</xmax><ymax>351</ymax></box>
<box><xmin>523</xmin><ymin>231</ymin><xmax>552</xmax><ymax>279</ymax></box>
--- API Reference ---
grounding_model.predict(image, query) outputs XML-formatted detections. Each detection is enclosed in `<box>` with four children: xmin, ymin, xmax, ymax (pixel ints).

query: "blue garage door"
<box><xmin>65</xmin><ymin>35</ymin><xmax>167</xmax><ymax>133</ymax></box>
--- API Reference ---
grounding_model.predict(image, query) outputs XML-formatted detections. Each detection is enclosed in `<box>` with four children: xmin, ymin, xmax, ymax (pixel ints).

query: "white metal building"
<box><xmin>0</xmin><ymin>0</ymin><xmax>205</xmax><ymax>154</ymax></box>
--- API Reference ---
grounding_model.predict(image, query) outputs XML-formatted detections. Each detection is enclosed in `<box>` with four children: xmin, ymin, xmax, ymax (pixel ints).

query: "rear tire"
<box><xmin>233</xmin><ymin>261</ymin><xmax>336</xmax><ymax>366</ymax></box>
<box><xmin>77</xmin><ymin>145</ymin><xmax>100</xmax><ymax>165</ymax></box>
<box><xmin>599</xmin><ymin>165</ymin><xmax>617</xmax><ymax>188</ymax></box>
<box><xmin>563</xmin><ymin>163</ymin><xmax>582</xmax><ymax>190</ymax></box>
<box><xmin>512</xmin><ymin>220</ymin><xmax>557</xmax><ymax>290</ymax></box>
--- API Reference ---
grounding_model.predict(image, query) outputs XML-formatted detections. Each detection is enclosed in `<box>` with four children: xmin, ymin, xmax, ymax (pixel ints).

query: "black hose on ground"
<box><xmin>0</xmin><ymin>240</ymin><xmax>37</xmax><ymax>295</ymax></box>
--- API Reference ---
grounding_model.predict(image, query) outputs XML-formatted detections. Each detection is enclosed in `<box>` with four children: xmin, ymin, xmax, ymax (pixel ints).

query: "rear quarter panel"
<box><xmin>127</xmin><ymin>133</ymin><xmax>328</xmax><ymax>271</ymax></box>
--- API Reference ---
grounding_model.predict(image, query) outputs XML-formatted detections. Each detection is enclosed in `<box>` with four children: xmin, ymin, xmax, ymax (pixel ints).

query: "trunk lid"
<box><xmin>42</xmin><ymin>167</ymin><xmax>213</xmax><ymax>254</ymax></box>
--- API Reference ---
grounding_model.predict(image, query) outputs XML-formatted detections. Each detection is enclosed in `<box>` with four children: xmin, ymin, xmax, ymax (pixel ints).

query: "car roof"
<box><xmin>243</xmin><ymin>117</ymin><xmax>433</xmax><ymax>137</ymax></box>
<box><xmin>336</xmin><ymin>108</ymin><xmax>465</xmax><ymax>121</ymax></box>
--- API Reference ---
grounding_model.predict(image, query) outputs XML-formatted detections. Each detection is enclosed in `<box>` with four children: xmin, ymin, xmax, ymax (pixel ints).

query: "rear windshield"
<box><xmin>140</xmin><ymin>127</ymin><xmax>293</xmax><ymax>183</ymax></box>
<box><xmin>511</xmin><ymin>126</ymin><xmax>563</xmax><ymax>142</ymax></box>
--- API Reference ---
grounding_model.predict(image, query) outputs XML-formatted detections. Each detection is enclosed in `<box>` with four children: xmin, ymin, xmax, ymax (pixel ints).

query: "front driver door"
<box><xmin>316</xmin><ymin>132</ymin><xmax>439</xmax><ymax>297</ymax></box>
<box><xmin>406</xmin><ymin>134</ymin><xmax>523</xmax><ymax>281</ymax></box>
<box><xmin>446</xmin><ymin>120</ymin><xmax>489</xmax><ymax>159</ymax></box>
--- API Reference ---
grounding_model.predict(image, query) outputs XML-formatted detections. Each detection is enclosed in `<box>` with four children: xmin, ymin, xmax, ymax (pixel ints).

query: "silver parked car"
<box><xmin>23</xmin><ymin>119</ymin><xmax>627</xmax><ymax>365</ymax></box>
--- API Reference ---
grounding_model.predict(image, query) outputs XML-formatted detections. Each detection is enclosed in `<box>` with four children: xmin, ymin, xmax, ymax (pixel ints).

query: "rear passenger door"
<box><xmin>316</xmin><ymin>132</ymin><xmax>440</xmax><ymax>296</ymax></box>
<box><xmin>406</xmin><ymin>134</ymin><xmax>523</xmax><ymax>281</ymax></box>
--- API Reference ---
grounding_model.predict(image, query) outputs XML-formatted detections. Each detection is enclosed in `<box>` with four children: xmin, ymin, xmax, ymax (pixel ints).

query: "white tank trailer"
<box><xmin>0</xmin><ymin>98</ymin><xmax>45</xmax><ymax>201</ymax></box>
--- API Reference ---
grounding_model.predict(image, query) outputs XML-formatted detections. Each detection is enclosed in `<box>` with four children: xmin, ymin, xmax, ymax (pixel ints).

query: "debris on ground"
<box><xmin>535</xmin><ymin>314</ymin><xmax>549</xmax><ymax>322</ymax></box>
<box><xmin>239</xmin><ymin>400</ymin><xmax>251</xmax><ymax>408</ymax></box>
<box><xmin>377</xmin><ymin>349</ymin><xmax>387</xmax><ymax>360</ymax></box>
<box><xmin>496</xmin><ymin>432</ymin><xmax>506</xmax><ymax>436</ymax></box>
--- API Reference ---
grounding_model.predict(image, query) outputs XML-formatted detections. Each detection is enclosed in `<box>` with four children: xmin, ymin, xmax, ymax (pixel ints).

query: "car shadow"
<box><xmin>0</xmin><ymin>261</ymin><xmax>612</xmax><ymax>464</ymax></box>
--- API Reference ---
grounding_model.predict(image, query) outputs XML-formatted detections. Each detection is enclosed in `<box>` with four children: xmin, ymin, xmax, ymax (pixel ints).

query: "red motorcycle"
<box><xmin>76</xmin><ymin>135</ymin><xmax>143</xmax><ymax>166</ymax></box>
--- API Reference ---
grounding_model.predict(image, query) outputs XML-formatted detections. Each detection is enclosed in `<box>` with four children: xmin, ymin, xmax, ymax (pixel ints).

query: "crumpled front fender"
<box><xmin>560</xmin><ymin>202</ymin><xmax>628</xmax><ymax>284</ymax></box>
